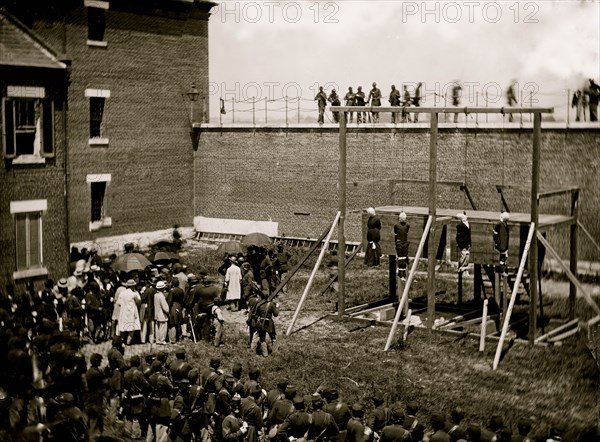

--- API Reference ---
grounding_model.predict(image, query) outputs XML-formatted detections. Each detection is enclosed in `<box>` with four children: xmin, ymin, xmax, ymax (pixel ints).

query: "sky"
<box><xmin>207</xmin><ymin>0</ymin><xmax>600</xmax><ymax>123</ymax></box>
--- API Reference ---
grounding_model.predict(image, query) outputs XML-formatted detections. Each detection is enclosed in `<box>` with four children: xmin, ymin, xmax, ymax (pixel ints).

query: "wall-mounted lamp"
<box><xmin>186</xmin><ymin>83</ymin><xmax>200</xmax><ymax>151</ymax></box>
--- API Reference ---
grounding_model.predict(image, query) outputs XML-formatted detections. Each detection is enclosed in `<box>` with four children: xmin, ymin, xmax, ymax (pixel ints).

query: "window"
<box><xmin>10</xmin><ymin>199</ymin><xmax>48</xmax><ymax>280</ymax></box>
<box><xmin>85</xmin><ymin>89</ymin><xmax>110</xmax><ymax>145</ymax></box>
<box><xmin>2</xmin><ymin>86</ymin><xmax>54</xmax><ymax>163</ymax></box>
<box><xmin>85</xmin><ymin>0</ymin><xmax>109</xmax><ymax>46</ymax></box>
<box><xmin>90</xmin><ymin>97</ymin><xmax>105</xmax><ymax>138</ymax></box>
<box><xmin>87</xmin><ymin>174</ymin><xmax>112</xmax><ymax>231</ymax></box>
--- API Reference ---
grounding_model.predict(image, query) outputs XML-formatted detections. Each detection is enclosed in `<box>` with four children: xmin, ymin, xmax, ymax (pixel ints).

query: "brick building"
<box><xmin>0</xmin><ymin>9</ymin><xmax>70</xmax><ymax>289</ymax></box>
<box><xmin>3</xmin><ymin>0</ymin><xmax>216</xmax><ymax>255</ymax></box>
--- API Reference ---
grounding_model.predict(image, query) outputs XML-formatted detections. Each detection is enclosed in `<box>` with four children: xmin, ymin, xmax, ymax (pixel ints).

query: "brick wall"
<box><xmin>30</xmin><ymin>3</ymin><xmax>212</xmax><ymax>244</ymax></box>
<box><xmin>195</xmin><ymin>126</ymin><xmax>600</xmax><ymax>261</ymax></box>
<box><xmin>0</xmin><ymin>72</ymin><xmax>70</xmax><ymax>289</ymax></box>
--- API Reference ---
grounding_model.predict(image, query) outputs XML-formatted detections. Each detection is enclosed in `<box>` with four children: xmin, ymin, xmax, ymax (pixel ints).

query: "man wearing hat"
<box><xmin>67</xmin><ymin>259</ymin><xmax>88</xmax><ymax>294</ymax></box>
<box><xmin>277</xmin><ymin>395</ymin><xmax>311</xmax><ymax>440</ymax></box>
<box><xmin>426</xmin><ymin>412</ymin><xmax>451</xmax><ymax>442</ymax></box>
<box><xmin>154</xmin><ymin>280</ymin><xmax>170</xmax><ymax>345</ymax></box>
<box><xmin>222</xmin><ymin>394</ymin><xmax>248</xmax><ymax>442</ymax></box>
<box><xmin>123</xmin><ymin>355</ymin><xmax>151</xmax><ymax>440</ymax></box>
<box><xmin>241</xmin><ymin>384</ymin><xmax>264</xmax><ymax>442</ymax></box>
<box><xmin>170</xmin><ymin>349</ymin><xmax>192</xmax><ymax>383</ymax></box>
<box><xmin>366</xmin><ymin>394</ymin><xmax>387</xmax><ymax>442</ymax></box>
<box><xmin>249</xmin><ymin>288</ymin><xmax>279</xmax><ymax>357</ymax></box>
<box><xmin>403</xmin><ymin>402</ymin><xmax>424</xmax><ymax>442</ymax></box>
<box><xmin>324</xmin><ymin>389</ymin><xmax>352</xmax><ymax>442</ymax></box>
<box><xmin>379</xmin><ymin>402</ymin><xmax>411</xmax><ymax>442</ymax></box>
<box><xmin>225</xmin><ymin>255</ymin><xmax>242</xmax><ymax>312</ymax></box>
<box><xmin>345</xmin><ymin>403</ymin><xmax>366</xmax><ymax>442</ymax></box>
<box><xmin>267</xmin><ymin>384</ymin><xmax>296</xmax><ymax>432</ymax></box>
<box><xmin>88</xmin><ymin>245</ymin><xmax>103</xmax><ymax>268</ymax></box>
<box><xmin>84</xmin><ymin>353</ymin><xmax>107</xmax><ymax>439</ymax></box>
<box><xmin>107</xmin><ymin>336</ymin><xmax>126</xmax><ymax>410</ymax></box>
<box><xmin>148</xmin><ymin>360</ymin><xmax>174</xmax><ymax>441</ymax></box>
<box><xmin>307</xmin><ymin>395</ymin><xmax>339</xmax><ymax>442</ymax></box>
<box><xmin>445</xmin><ymin>407</ymin><xmax>466</xmax><ymax>441</ymax></box>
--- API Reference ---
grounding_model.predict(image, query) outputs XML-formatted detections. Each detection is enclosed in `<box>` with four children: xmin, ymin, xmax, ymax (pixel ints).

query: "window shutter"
<box><xmin>42</xmin><ymin>100</ymin><xmax>55</xmax><ymax>157</ymax></box>
<box><xmin>2</xmin><ymin>98</ymin><xmax>16</xmax><ymax>159</ymax></box>
<box><xmin>29</xmin><ymin>213</ymin><xmax>41</xmax><ymax>267</ymax></box>
<box><xmin>16</xmin><ymin>215</ymin><xmax>27</xmax><ymax>270</ymax></box>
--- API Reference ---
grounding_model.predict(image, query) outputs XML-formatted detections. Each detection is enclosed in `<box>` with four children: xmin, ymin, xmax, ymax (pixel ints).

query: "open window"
<box><xmin>2</xmin><ymin>86</ymin><xmax>54</xmax><ymax>163</ymax></box>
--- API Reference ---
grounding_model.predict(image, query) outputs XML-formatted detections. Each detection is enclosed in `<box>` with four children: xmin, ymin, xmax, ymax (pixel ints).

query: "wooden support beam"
<box><xmin>427</xmin><ymin>112</ymin><xmax>438</xmax><ymax>330</ymax></box>
<box><xmin>496</xmin><ymin>185</ymin><xmax>511</xmax><ymax>213</ymax></box>
<box><xmin>435</xmin><ymin>216</ymin><xmax>453</xmax><ymax>225</ymax></box>
<box><xmin>577</xmin><ymin>220</ymin><xmax>600</xmax><ymax>255</ymax></box>
<box><xmin>529</xmin><ymin>112</ymin><xmax>541</xmax><ymax>345</ymax></box>
<box><xmin>389</xmin><ymin>255</ymin><xmax>397</xmax><ymax>301</ymax></box>
<box><xmin>588</xmin><ymin>315</ymin><xmax>600</xmax><ymax>327</ymax></box>
<box><xmin>570</xmin><ymin>190</ymin><xmax>579</xmax><ymax>320</ymax></box>
<box><xmin>339</xmin><ymin>110</ymin><xmax>347</xmax><ymax>319</ymax></box>
<box><xmin>287</xmin><ymin>211</ymin><xmax>340</xmax><ymax>336</ymax></box>
<box><xmin>547</xmin><ymin>325</ymin><xmax>580</xmax><ymax>343</ymax></box>
<box><xmin>384</xmin><ymin>215</ymin><xmax>433</xmax><ymax>351</ymax></box>
<box><xmin>535</xmin><ymin>318</ymin><xmax>579</xmax><ymax>343</ymax></box>
<box><xmin>332</xmin><ymin>106</ymin><xmax>554</xmax><ymax>114</ymax></box>
<box><xmin>538</xmin><ymin>187</ymin><xmax>581</xmax><ymax>199</ymax></box>
<box><xmin>459</xmin><ymin>184</ymin><xmax>478</xmax><ymax>210</ymax></box>
<box><xmin>479</xmin><ymin>299</ymin><xmax>489</xmax><ymax>352</ymax></box>
<box><xmin>537</xmin><ymin>233</ymin><xmax>600</xmax><ymax>316</ymax></box>
<box><xmin>493</xmin><ymin>222</ymin><xmax>535</xmax><ymax>370</ymax></box>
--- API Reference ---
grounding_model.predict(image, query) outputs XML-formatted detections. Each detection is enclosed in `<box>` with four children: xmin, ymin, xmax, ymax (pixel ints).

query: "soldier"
<box><xmin>355</xmin><ymin>86</ymin><xmax>367</xmax><ymax>124</ymax></box>
<box><xmin>367</xmin><ymin>82</ymin><xmax>382</xmax><ymax>123</ymax></box>
<box><xmin>277</xmin><ymin>395</ymin><xmax>312</xmax><ymax>440</ymax></box>
<box><xmin>222</xmin><ymin>394</ymin><xmax>249</xmax><ymax>442</ymax></box>
<box><xmin>266</xmin><ymin>379</ymin><xmax>288</xmax><ymax>413</ymax></box>
<box><xmin>511</xmin><ymin>417</ymin><xmax>532</xmax><ymax>442</ymax></box>
<box><xmin>215</xmin><ymin>375</ymin><xmax>235</xmax><ymax>441</ymax></box>
<box><xmin>307</xmin><ymin>396</ymin><xmax>339</xmax><ymax>442</ymax></box>
<box><xmin>123</xmin><ymin>355</ymin><xmax>151</xmax><ymax>439</ymax></box>
<box><xmin>250</xmin><ymin>290</ymin><xmax>279</xmax><ymax>357</ymax></box>
<box><xmin>379</xmin><ymin>403</ymin><xmax>410</xmax><ymax>442</ymax></box>
<box><xmin>315</xmin><ymin>86</ymin><xmax>328</xmax><ymax>125</ymax></box>
<box><xmin>426</xmin><ymin>413</ymin><xmax>451</xmax><ymax>442</ymax></box>
<box><xmin>106</xmin><ymin>336</ymin><xmax>126</xmax><ymax>414</ymax></box>
<box><xmin>403</xmin><ymin>402</ymin><xmax>424</xmax><ymax>442</ymax></box>
<box><xmin>169</xmin><ymin>379</ymin><xmax>194</xmax><ymax>442</ymax></box>
<box><xmin>46</xmin><ymin>392</ymin><xmax>87</xmax><ymax>441</ymax></box>
<box><xmin>201</xmin><ymin>357</ymin><xmax>224</xmax><ymax>429</ymax></box>
<box><xmin>241</xmin><ymin>384</ymin><xmax>264</xmax><ymax>442</ymax></box>
<box><xmin>187</xmin><ymin>369</ymin><xmax>206</xmax><ymax>440</ymax></box>
<box><xmin>243</xmin><ymin>367</ymin><xmax>261</xmax><ymax>398</ymax></box>
<box><xmin>445</xmin><ymin>407</ymin><xmax>466</xmax><ymax>441</ymax></box>
<box><xmin>344</xmin><ymin>87</ymin><xmax>356</xmax><ymax>123</ymax></box>
<box><xmin>323</xmin><ymin>389</ymin><xmax>352</xmax><ymax>442</ymax></box>
<box><xmin>267</xmin><ymin>384</ymin><xmax>296</xmax><ymax>433</ymax></box>
<box><xmin>148</xmin><ymin>360</ymin><xmax>173</xmax><ymax>441</ymax></box>
<box><xmin>170</xmin><ymin>349</ymin><xmax>192</xmax><ymax>383</ymax></box>
<box><xmin>366</xmin><ymin>394</ymin><xmax>387</xmax><ymax>441</ymax></box>
<box><xmin>345</xmin><ymin>403</ymin><xmax>367</xmax><ymax>442</ymax></box>
<box><xmin>231</xmin><ymin>362</ymin><xmax>245</xmax><ymax>397</ymax></box>
<box><xmin>84</xmin><ymin>353</ymin><xmax>107</xmax><ymax>439</ymax></box>
<box><xmin>328</xmin><ymin>89</ymin><xmax>341</xmax><ymax>123</ymax></box>
<box><xmin>389</xmin><ymin>85</ymin><xmax>401</xmax><ymax>124</ymax></box>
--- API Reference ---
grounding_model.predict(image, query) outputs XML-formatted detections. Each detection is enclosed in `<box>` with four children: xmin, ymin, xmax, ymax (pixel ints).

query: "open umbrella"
<box><xmin>241</xmin><ymin>232</ymin><xmax>272</xmax><ymax>248</ymax></box>
<box><xmin>217</xmin><ymin>241</ymin><xmax>243</xmax><ymax>255</ymax></box>
<box><xmin>111</xmin><ymin>253</ymin><xmax>152</xmax><ymax>273</ymax></box>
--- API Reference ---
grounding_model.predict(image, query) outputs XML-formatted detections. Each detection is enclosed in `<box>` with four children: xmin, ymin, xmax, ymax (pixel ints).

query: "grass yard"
<box><xmin>176</xmin><ymin>242</ymin><xmax>600</xmax><ymax>437</ymax></box>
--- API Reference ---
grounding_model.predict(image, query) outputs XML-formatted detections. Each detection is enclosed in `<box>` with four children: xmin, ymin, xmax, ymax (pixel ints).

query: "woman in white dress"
<box><xmin>117</xmin><ymin>279</ymin><xmax>141</xmax><ymax>344</ymax></box>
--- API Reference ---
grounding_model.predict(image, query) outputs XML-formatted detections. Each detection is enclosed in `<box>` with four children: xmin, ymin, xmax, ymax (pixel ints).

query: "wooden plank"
<box><xmin>578</xmin><ymin>221</ymin><xmax>600</xmax><ymax>255</ymax></box>
<box><xmin>427</xmin><ymin>112</ymin><xmax>438</xmax><ymax>329</ymax></box>
<box><xmin>529</xmin><ymin>112</ymin><xmax>541</xmax><ymax>345</ymax></box>
<box><xmin>535</xmin><ymin>318</ymin><xmax>579</xmax><ymax>343</ymax></box>
<box><xmin>286</xmin><ymin>212</ymin><xmax>340</xmax><ymax>336</ymax></box>
<box><xmin>317</xmin><ymin>245</ymin><xmax>361</xmax><ymax>298</ymax></box>
<box><xmin>538</xmin><ymin>187</ymin><xmax>580</xmax><ymax>199</ymax></box>
<box><xmin>493</xmin><ymin>222</ymin><xmax>535</xmax><ymax>370</ymax></box>
<box><xmin>537</xmin><ymin>233</ymin><xmax>600</xmax><ymax>317</ymax></box>
<box><xmin>547</xmin><ymin>325</ymin><xmax>580</xmax><ymax>343</ymax></box>
<box><xmin>339</xmin><ymin>110</ymin><xmax>347</xmax><ymax>318</ymax></box>
<box><xmin>479</xmin><ymin>299</ymin><xmax>489</xmax><ymax>352</ymax></box>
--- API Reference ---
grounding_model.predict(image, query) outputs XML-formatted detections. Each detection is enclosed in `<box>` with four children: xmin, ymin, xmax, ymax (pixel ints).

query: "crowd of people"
<box><xmin>314</xmin><ymin>79</ymin><xmax>600</xmax><ymax>124</ymax></box>
<box><xmin>2</xmin><ymin>336</ymin><xmax>597</xmax><ymax>441</ymax></box>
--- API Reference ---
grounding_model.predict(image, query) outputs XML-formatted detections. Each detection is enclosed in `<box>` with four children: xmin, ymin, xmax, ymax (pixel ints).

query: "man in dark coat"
<box><xmin>123</xmin><ymin>355</ymin><xmax>151</xmax><ymax>439</ymax></box>
<box><xmin>250</xmin><ymin>290</ymin><xmax>279</xmax><ymax>357</ymax></box>
<box><xmin>368</xmin><ymin>82</ymin><xmax>382</xmax><ymax>123</ymax></box>
<box><xmin>366</xmin><ymin>394</ymin><xmax>387</xmax><ymax>441</ymax></box>
<box><xmin>402</xmin><ymin>402</ymin><xmax>424</xmax><ymax>442</ymax></box>
<box><xmin>345</xmin><ymin>403</ymin><xmax>367</xmax><ymax>442</ymax></box>
<box><xmin>445</xmin><ymin>407</ymin><xmax>467</xmax><ymax>441</ymax></box>
<box><xmin>344</xmin><ymin>87</ymin><xmax>356</xmax><ymax>123</ymax></box>
<box><xmin>277</xmin><ymin>395</ymin><xmax>311</xmax><ymax>440</ymax></box>
<box><xmin>222</xmin><ymin>395</ymin><xmax>248</xmax><ymax>442</ymax></box>
<box><xmin>267</xmin><ymin>384</ymin><xmax>296</xmax><ymax>431</ymax></box>
<box><xmin>428</xmin><ymin>412</ymin><xmax>451</xmax><ymax>442</ymax></box>
<box><xmin>389</xmin><ymin>85</ymin><xmax>401</xmax><ymax>124</ymax></box>
<box><xmin>378</xmin><ymin>402</ymin><xmax>410</xmax><ymax>442</ymax></box>
<box><xmin>324</xmin><ymin>389</ymin><xmax>352</xmax><ymax>442</ymax></box>
<box><xmin>307</xmin><ymin>396</ymin><xmax>339</xmax><ymax>442</ymax></box>
<box><xmin>315</xmin><ymin>86</ymin><xmax>328</xmax><ymax>125</ymax></box>
<box><xmin>328</xmin><ymin>89</ymin><xmax>341</xmax><ymax>123</ymax></box>
<box><xmin>394</xmin><ymin>212</ymin><xmax>410</xmax><ymax>280</ymax></box>
<box><xmin>413</xmin><ymin>82</ymin><xmax>422</xmax><ymax>122</ymax></box>
<box><xmin>84</xmin><ymin>353</ymin><xmax>107</xmax><ymax>439</ymax></box>
<box><xmin>493</xmin><ymin>212</ymin><xmax>510</xmax><ymax>274</ymax></box>
<box><xmin>585</xmin><ymin>78</ymin><xmax>600</xmax><ymax>122</ymax></box>
<box><xmin>170</xmin><ymin>349</ymin><xmax>192</xmax><ymax>383</ymax></box>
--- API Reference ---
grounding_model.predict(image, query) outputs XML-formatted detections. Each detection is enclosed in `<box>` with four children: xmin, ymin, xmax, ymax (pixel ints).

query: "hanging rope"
<box><xmin>371</xmin><ymin>130</ymin><xmax>375</xmax><ymax>196</ymax></box>
<box><xmin>463</xmin><ymin>109</ymin><xmax>468</xmax><ymax>210</ymax></box>
<box><xmin>400</xmin><ymin>118</ymin><xmax>405</xmax><ymax>211</ymax></box>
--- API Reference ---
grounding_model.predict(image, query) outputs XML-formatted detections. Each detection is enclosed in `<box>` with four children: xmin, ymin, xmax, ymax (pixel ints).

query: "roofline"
<box><xmin>0</xmin><ymin>7</ymin><xmax>67</xmax><ymax>70</ymax></box>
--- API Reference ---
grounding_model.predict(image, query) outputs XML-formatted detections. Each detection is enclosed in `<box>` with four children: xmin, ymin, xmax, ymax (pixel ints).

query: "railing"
<box><xmin>210</xmin><ymin>88</ymin><xmax>598</xmax><ymax>125</ymax></box>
